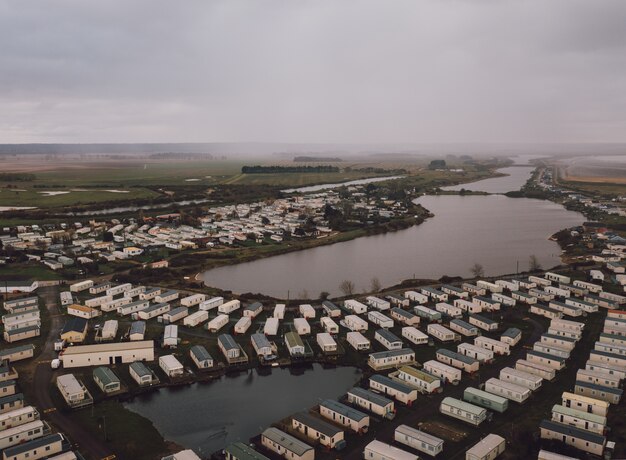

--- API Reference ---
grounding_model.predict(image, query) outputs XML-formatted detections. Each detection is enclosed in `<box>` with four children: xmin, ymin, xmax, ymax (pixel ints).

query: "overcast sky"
<box><xmin>1</xmin><ymin>0</ymin><xmax>625</xmax><ymax>144</ymax></box>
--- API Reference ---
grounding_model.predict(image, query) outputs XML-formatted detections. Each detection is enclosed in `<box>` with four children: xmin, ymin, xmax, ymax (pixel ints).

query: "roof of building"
<box><xmin>57</xmin><ymin>374</ymin><xmax>84</xmax><ymax>395</ymax></box>
<box><xmin>369</xmin><ymin>348</ymin><xmax>414</xmax><ymax>360</ymax></box>
<box><xmin>551</xmin><ymin>404</ymin><xmax>607</xmax><ymax>425</ymax></box>
<box><xmin>190</xmin><ymin>345</ymin><xmax>213</xmax><ymax>362</ymax></box>
<box><xmin>130</xmin><ymin>321</ymin><xmax>146</xmax><ymax>335</ymax></box>
<box><xmin>262</xmin><ymin>428</ymin><xmax>313</xmax><ymax>456</ymax></box>
<box><xmin>437</xmin><ymin>348</ymin><xmax>477</xmax><ymax>365</ymax></box>
<box><xmin>320</xmin><ymin>399</ymin><xmax>368</xmax><ymax>422</ymax></box>
<box><xmin>540</xmin><ymin>419</ymin><xmax>606</xmax><ymax>445</ymax></box>
<box><xmin>502</xmin><ymin>327</ymin><xmax>522</xmax><ymax>338</ymax></box>
<box><xmin>223</xmin><ymin>442</ymin><xmax>270</xmax><ymax>460</ymax></box>
<box><xmin>68</xmin><ymin>304</ymin><xmax>96</xmax><ymax>313</ymax></box>
<box><xmin>218</xmin><ymin>334</ymin><xmax>239</xmax><ymax>351</ymax></box>
<box><xmin>251</xmin><ymin>333</ymin><xmax>272</xmax><ymax>349</ymax></box>
<box><xmin>376</xmin><ymin>328</ymin><xmax>402</xmax><ymax>343</ymax></box>
<box><xmin>285</xmin><ymin>331</ymin><xmax>304</xmax><ymax>348</ymax></box>
<box><xmin>399</xmin><ymin>366</ymin><xmax>438</xmax><ymax>383</ymax></box>
<box><xmin>93</xmin><ymin>366</ymin><xmax>120</xmax><ymax>386</ymax></box>
<box><xmin>62</xmin><ymin>340</ymin><xmax>153</xmax><ymax>356</ymax></box>
<box><xmin>292</xmin><ymin>411</ymin><xmax>343</xmax><ymax>437</ymax></box>
<box><xmin>450</xmin><ymin>319</ymin><xmax>477</xmax><ymax>330</ymax></box>
<box><xmin>2</xmin><ymin>433</ymin><xmax>64</xmax><ymax>457</ymax></box>
<box><xmin>575</xmin><ymin>380</ymin><xmax>623</xmax><ymax>395</ymax></box>
<box><xmin>370</xmin><ymin>374</ymin><xmax>414</xmax><ymax>394</ymax></box>
<box><xmin>129</xmin><ymin>361</ymin><xmax>152</xmax><ymax>378</ymax></box>
<box><xmin>0</xmin><ymin>344</ymin><xmax>35</xmax><ymax>358</ymax></box>
<box><xmin>5</xmin><ymin>324</ymin><xmax>40</xmax><ymax>336</ymax></box>
<box><xmin>348</xmin><ymin>387</ymin><xmax>393</xmax><ymax>407</ymax></box>
<box><xmin>61</xmin><ymin>317</ymin><xmax>88</xmax><ymax>335</ymax></box>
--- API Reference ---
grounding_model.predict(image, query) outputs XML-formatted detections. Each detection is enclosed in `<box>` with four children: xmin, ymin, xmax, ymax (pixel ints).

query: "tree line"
<box><xmin>241</xmin><ymin>165</ymin><xmax>340</xmax><ymax>174</ymax></box>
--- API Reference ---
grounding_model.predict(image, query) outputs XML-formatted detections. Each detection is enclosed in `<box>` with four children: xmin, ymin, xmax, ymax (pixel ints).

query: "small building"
<box><xmin>436</xmin><ymin>348</ymin><xmax>479</xmax><ymax>373</ymax></box>
<box><xmin>180</xmin><ymin>293</ymin><xmax>206</xmax><ymax>307</ymax></box>
<box><xmin>162</xmin><ymin>324</ymin><xmax>179</xmax><ymax>348</ymax></box>
<box><xmin>346</xmin><ymin>331</ymin><xmax>370</xmax><ymax>351</ymax></box>
<box><xmin>368</xmin><ymin>311</ymin><xmax>394</xmax><ymax>329</ymax></box>
<box><xmin>244</xmin><ymin>302</ymin><xmax>263</xmax><ymax>318</ymax></box>
<box><xmin>561</xmin><ymin>392</ymin><xmax>609</xmax><ymax>417</ymax></box>
<box><xmin>60</xmin><ymin>317</ymin><xmax>88</xmax><ymax>343</ymax></box>
<box><xmin>475</xmin><ymin>336</ymin><xmax>510</xmax><ymax>355</ymax></box>
<box><xmin>92</xmin><ymin>366</ymin><xmax>121</xmax><ymax>394</ymax></box>
<box><xmin>574</xmin><ymin>381</ymin><xmax>622</xmax><ymax>404</ymax></box>
<box><xmin>428</xmin><ymin>324</ymin><xmax>459</xmax><ymax>342</ymax></box>
<box><xmin>200</xmin><ymin>296</ymin><xmax>224</xmax><ymax>311</ymax></box>
<box><xmin>56</xmin><ymin>374</ymin><xmax>92</xmax><ymax>408</ymax></box>
<box><xmin>539</xmin><ymin>419</ymin><xmax>606</xmax><ymax>456</ymax></box>
<box><xmin>394</xmin><ymin>424</ymin><xmax>444</xmax><ymax>457</ymax></box>
<box><xmin>293</xmin><ymin>318</ymin><xmax>311</xmax><ymax>335</ymax></box>
<box><xmin>320</xmin><ymin>316</ymin><xmax>339</xmax><ymax>334</ymax></box>
<box><xmin>366</xmin><ymin>296</ymin><xmax>390</xmax><ymax>311</ymax></box>
<box><xmin>234</xmin><ymin>316</ymin><xmax>252</xmax><ymax>334</ymax></box>
<box><xmin>375</xmin><ymin>329</ymin><xmax>402</xmax><ymax>350</ymax></box>
<box><xmin>435</xmin><ymin>302</ymin><xmax>463</xmax><ymax>318</ymax></box>
<box><xmin>117</xmin><ymin>300</ymin><xmax>150</xmax><ymax>316</ymax></box>
<box><xmin>390</xmin><ymin>307</ymin><xmax>419</xmax><ymax>326</ymax></box>
<box><xmin>190</xmin><ymin>345</ymin><xmax>214</xmax><ymax>369</ymax></box>
<box><xmin>343</xmin><ymin>315</ymin><xmax>368</xmax><ymax>332</ymax></box>
<box><xmin>363</xmin><ymin>440</ymin><xmax>418</xmax><ymax>460</ymax></box>
<box><xmin>218</xmin><ymin>300</ymin><xmax>241</xmax><ymax>314</ymax></box>
<box><xmin>162</xmin><ymin>307</ymin><xmax>189</xmax><ymax>324</ymax></box>
<box><xmin>67</xmin><ymin>304</ymin><xmax>100</xmax><ymax>320</ymax></box>
<box><xmin>291</xmin><ymin>411</ymin><xmax>345</xmax><ymax>450</ymax></box>
<box><xmin>3</xmin><ymin>325</ymin><xmax>40</xmax><ymax>344</ymax></box>
<box><xmin>129</xmin><ymin>321</ymin><xmax>146</xmax><ymax>341</ymax></box>
<box><xmin>137</xmin><ymin>302</ymin><xmax>170</xmax><ymax>320</ymax></box>
<box><xmin>369</xmin><ymin>374</ymin><xmax>418</xmax><ymax>405</ymax></box>
<box><xmin>159</xmin><ymin>354</ymin><xmax>184</xmax><ymax>378</ymax></box>
<box><xmin>440</xmin><ymin>397</ymin><xmax>487</xmax><ymax>426</ymax></box>
<box><xmin>319</xmin><ymin>399</ymin><xmax>369</xmax><ymax>433</ymax></box>
<box><xmin>0</xmin><ymin>345</ymin><xmax>35</xmax><ymax>363</ymax></box>
<box><xmin>463</xmin><ymin>387</ymin><xmax>508</xmax><ymax>413</ymax></box>
<box><xmin>251</xmin><ymin>333</ymin><xmax>273</xmax><ymax>358</ymax></box>
<box><xmin>515</xmin><ymin>359</ymin><xmax>556</xmax><ymax>381</ymax></box>
<box><xmin>401</xmin><ymin>326</ymin><xmax>429</xmax><ymax>345</ymax></box>
<box><xmin>219</xmin><ymin>334</ymin><xmax>246</xmax><ymax>364</ymax></box>
<box><xmin>316</xmin><ymin>333</ymin><xmax>337</xmax><ymax>353</ymax></box>
<box><xmin>264</xmin><ymin>317</ymin><xmax>279</xmax><ymax>336</ymax></box>
<box><xmin>183</xmin><ymin>310</ymin><xmax>208</xmax><ymax>328</ymax></box>
<box><xmin>129</xmin><ymin>361</ymin><xmax>155</xmax><ymax>386</ymax></box>
<box><xmin>551</xmin><ymin>404</ymin><xmax>606</xmax><ymax>435</ymax></box>
<box><xmin>321</xmin><ymin>301</ymin><xmax>341</xmax><ymax>318</ymax></box>
<box><xmin>499</xmin><ymin>367</ymin><xmax>542</xmax><ymax>391</ymax></box>
<box><xmin>98</xmin><ymin>319</ymin><xmax>118</xmax><ymax>341</ymax></box>
<box><xmin>298</xmin><ymin>304</ymin><xmax>316</xmax><ymax>319</ymax></box>
<box><xmin>71</xmin><ymin>280</ymin><xmax>94</xmax><ymax>292</ymax></box>
<box><xmin>415</xmin><ymin>305</ymin><xmax>442</xmax><ymax>322</ymax></box>
<box><xmin>344</xmin><ymin>299</ymin><xmax>367</xmax><ymax>314</ymax></box>
<box><xmin>285</xmin><ymin>332</ymin><xmax>305</xmax><ymax>357</ymax></box>
<box><xmin>154</xmin><ymin>290</ymin><xmax>179</xmax><ymax>304</ymax></box>
<box><xmin>465</xmin><ymin>434</ymin><xmax>506</xmax><ymax>460</ymax></box>
<box><xmin>346</xmin><ymin>387</ymin><xmax>394</xmax><ymax>418</ymax></box>
<box><xmin>2</xmin><ymin>433</ymin><xmax>66</xmax><ymax>460</ymax></box>
<box><xmin>424</xmin><ymin>360</ymin><xmax>462</xmax><ymax>384</ymax></box>
<box><xmin>404</xmin><ymin>290</ymin><xmax>428</xmax><ymax>304</ymax></box>
<box><xmin>449</xmin><ymin>319</ymin><xmax>479</xmax><ymax>337</ymax></box>
<box><xmin>261</xmin><ymin>427</ymin><xmax>314</xmax><ymax>460</ymax></box>
<box><xmin>392</xmin><ymin>366</ymin><xmax>441</xmax><ymax>394</ymax></box>
<box><xmin>458</xmin><ymin>343</ymin><xmax>494</xmax><ymax>363</ymax></box>
<box><xmin>207</xmin><ymin>314</ymin><xmax>229</xmax><ymax>333</ymax></box>
<box><xmin>468</xmin><ymin>313</ymin><xmax>498</xmax><ymax>331</ymax></box>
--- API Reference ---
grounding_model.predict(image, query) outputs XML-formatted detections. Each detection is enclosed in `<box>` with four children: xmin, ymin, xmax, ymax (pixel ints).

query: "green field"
<box><xmin>223</xmin><ymin>170</ymin><xmax>385</xmax><ymax>186</ymax></box>
<box><xmin>0</xmin><ymin>187</ymin><xmax>159</xmax><ymax>208</ymax></box>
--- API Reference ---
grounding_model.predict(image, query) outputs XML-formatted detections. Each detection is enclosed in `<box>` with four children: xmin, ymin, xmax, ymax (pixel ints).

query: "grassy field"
<box><xmin>223</xmin><ymin>170</ymin><xmax>385</xmax><ymax>186</ymax></box>
<box><xmin>0</xmin><ymin>187</ymin><xmax>159</xmax><ymax>208</ymax></box>
<box><xmin>0</xmin><ymin>264</ymin><xmax>62</xmax><ymax>280</ymax></box>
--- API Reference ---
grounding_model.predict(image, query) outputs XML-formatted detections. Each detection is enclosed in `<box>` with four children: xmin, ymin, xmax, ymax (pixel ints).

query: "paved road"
<box><xmin>28</xmin><ymin>286</ymin><xmax>116</xmax><ymax>460</ymax></box>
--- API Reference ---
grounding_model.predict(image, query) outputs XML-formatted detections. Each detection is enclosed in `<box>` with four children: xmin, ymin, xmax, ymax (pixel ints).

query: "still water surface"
<box><xmin>124</xmin><ymin>365</ymin><xmax>361</xmax><ymax>455</ymax></box>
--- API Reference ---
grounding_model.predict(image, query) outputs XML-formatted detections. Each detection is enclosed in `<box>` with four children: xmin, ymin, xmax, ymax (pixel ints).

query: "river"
<box><xmin>124</xmin><ymin>364</ymin><xmax>361</xmax><ymax>456</ymax></box>
<box><xmin>198</xmin><ymin>166</ymin><xmax>585</xmax><ymax>297</ymax></box>
<box><xmin>282</xmin><ymin>175</ymin><xmax>405</xmax><ymax>193</ymax></box>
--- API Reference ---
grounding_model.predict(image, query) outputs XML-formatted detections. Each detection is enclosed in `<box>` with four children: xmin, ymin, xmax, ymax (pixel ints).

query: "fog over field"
<box><xmin>1</xmin><ymin>0</ymin><xmax>626</xmax><ymax>145</ymax></box>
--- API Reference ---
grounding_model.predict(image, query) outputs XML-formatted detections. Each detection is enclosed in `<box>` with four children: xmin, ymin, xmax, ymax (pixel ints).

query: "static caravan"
<box><xmin>548</xmin><ymin>327</ymin><xmax>582</xmax><ymax>341</ymax></box>
<box><xmin>59</xmin><ymin>291</ymin><xmax>73</xmax><ymax>306</ymax></box>
<box><xmin>538</xmin><ymin>450</ymin><xmax>581</xmax><ymax>460</ymax></box>
<box><xmin>545</xmin><ymin>286</ymin><xmax>570</xmax><ymax>298</ymax></box>
<box><xmin>391</xmin><ymin>307</ymin><xmax>420</xmax><ymax>326</ymax></box>
<box><xmin>375</xmin><ymin>329</ymin><xmax>403</xmax><ymax>350</ymax></box>
<box><xmin>458</xmin><ymin>343</ymin><xmax>494</xmax><ymax>363</ymax></box>
<box><xmin>180</xmin><ymin>293</ymin><xmax>206</xmax><ymax>307</ymax></box>
<box><xmin>424</xmin><ymin>360</ymin><xmax>462</xmax><ymax>384</ymax></box>
<box><xmin>251</xmin><ymin>333</ymin><xmax>273</xmax><ymax>358</ymax></box>
<box><xmin>106</xmin><ymin>283</ymin><xmax>132</xmax><ymax>297</ymax></box>
<box><xmin>463</xmin><ymin>387</ymin><xmax>508</xmax><ymax>413</ymax></box>
<box><xmin>319</xmin><ymin>399</ymin><xmax>369</xmax><ymax>434</ymax></box>
<box><xmin>84</xmin><ymin>295</ymin><xmax>112</xmax><ymax>308</ymax></box>
<box><xmin>595</xmin><ymin>341</ymin><xmax>626</xmax><ymax>356</ymax></box>
<box><xmin>449</xmin><ymin>319</ymin><xmax>479</xmax><ymax>337</ymax></box>
<box><xmin>346</xmin><ymin>387</ymin><xmax>394</xmax><ymax>418</ymax></box>
<box><xmin>402</xmin><ymin>326</ymin><xmax>429</xmax><ymax>345</ymax></box>
<box><xmin>545</xmin><ymin>272</ymin><xmax>570</xmax><ymax>284</ymax></box>
<box><xmin>404</xmin><ymin>291</ymin><xmax>428</xmax><ymax>304</ymax></box>
<box><xmin>530</xmin><ymin>289</ymin><xmax>555</xmax><ymax>302</ymax></box>
<box><xmin>299</xmin><ymin>304</ymin><xmax>315</xmax><ymax>319</ymax></box>
<box><xmin>539</xmin><ymin>420</ymin><xmax>606</xmax><ymax>457</ymax></box>
<box><xmin>515</xmin><ymin>359</ymin><xmax>556</xmax><ymax>381</ymax></box>
<box><xmin>541</xmin><ymin>333</ymin><xmax>576</xmax><ymax>352</ymax></box>
<box><xmin>261</xmin><ymin>427</ymin><xmax>314</xmax><ymax>460</ymax></box>
<box><xmin>475</xmin><ymin>336</ymin><xmax>510</xmax><ymax>355</ymax></box>
<box><xmin>468</xmin><ymin>314</ymin><xmax>498</xmax><ymax>332</ymax></box>
<box><xmin>366</xmin><ymin>296</ymin><xmax>390</xmax><ymax>311</ymax></box>
<box><xmin>531</xmin><ymin>304</ymin><xmax>563</xmax><ymax>320</ymax></box>
<box><xmin>320</xmin><ymin>316</ymin><xmax>339</xmax><ymax>334</ymax></box>
<box><xmin>511</xmin><ymin>290</ymin><xmax>537</xmax><ymax>305</ymax></box>
<box><xmin>577</xmin><ymin>368</ymin><xmax>620</xmax><ymax>389</ymax></box>
<box><xmin>234</xmin><ymin>316</ymin><xmax>252</xmax><ymax>334</ymax></box>
<box><xmin>473</xmin><ymin>296</ymin><xmax>501</xmax><ymax>312</ymax></box>
<box><xmin>573</xmin><ymin>280</ymin><xmax>602</xmax><ymax>293</ymax></box>
<box><xmin>343</xmin><ymin>315</ymin><xmax>368</xmax><ymax>332</ymax></box>
<box><xmin>441</xmin><ymin>284</ymin><xmax>469</xmax><ymax>299</ymax></box>
<box><xmin>499</xmin><ymin>367</ymin><xmax>542</xmax><ymax>391</ymax></box>
<box><xmin>70</xmin><ymin>280</ymin><xmax>94</xmax><ymax>293</ymax></box>
<box><xmin>161</xmin><ymin>306</ymin><xmax>188</xmax><ymax>324</ymax></box>
<box><xmin>273</xmin><ymin>303</ymin><xmax>286</xmax><ymax>319</ymax></box>
<box><xmin>551</xmin><ymin>404</ymin><xmax>606</xmax><ymax>436</ymax></box>
<box><xmin>604</xmin><ymin>316</ymin><xmax>626</xmax><ymax>331</ymax></box>
<box><xmin>101</xmin><ymin>296</ymin><xmax>132</xmax><ymax>313</ymax></box>
<box><xmin>363</xmin><ymin>440</ymin><xmax>418</xmax><ymax>460</ymax></box>
<box><xmin>585</xmin><ymin>361</ymin><xmax>626</xmax><ymax>381</ymax></box>
<box><xmin>344</xmin><ymin>299</ymin><xmax>367</xmax><ymax>314</ymax></box>
<box><xmin>436</xmin><ymin>348</ymin><xmax>479</xmax><ymax>373</ymax></box>
<box><xmin>285</xmin><ymin>332</ymin><xmax>305</xmax><ymax>357</ymax></box>
<box><xmin>574</xmin><ymin>381</ymin><xmax>622</xmax><ymax>404</ymax></box>
<box><xmin>4</xmin><ymin>325</ymin><xmax>40</xmax><ymax>344</ymax></box>
<box><xmin>562</xmin><ymin>392</ymin><xmax>609</xmax><ymax>417</ymax></box>
<box><xmin>190</xmin><ymin>345</ymin><xmax>214</xmax><ymax>369</ymax></box>
<box><xmin>599</xmin><ymin>332</ymin><xmax>626</xmax><ymax>347</ymax></box>
<box><xmin>589</xmin><ymin>349</ymin><xmax>626</xmax><ymax>368</ymax></box>
<box><xmin>293</xmin><ymin>317</ymin><xmax>311</xmax><ymax>335</ymax></box>
<box><xmin>368</xmin><ymin>311</ymin><xmax>394</xmax><ymax>329</ymax></box>
<box><xmin>435</xmin><ymin>302</ymin><xmax>463</xmax><ymax>318</ymax></box>
<box><xmin>243</xmin><ymin>302</ymin><xmax>263</xmax><ymax>319</ymax></box>
<box><xmin>369</xmin><ymin>374</ymin><xmax>417</xmax><ymax>405</ymax></box>
<box><xmin>392</xmin><ymin>366</ymin><xmax>441</xmax><ymax>394</ymax></box>
<box><xmin>218</xmin><ymin>300</ymin><xmax>241</xmax><ymax>314</ymax></box>
<box><xmin>518</xmin><ymin>278</ymin><xmax>538</xmax><ymax>289</ymax></box>
<box><xmin>93</xmin><ymin>366</ymin><xmax>121</xmax><ymax>394</ymax></box>
<box><xmin>139</xmin><ymin>287</ymin><xmax>161</xmax><ymax>301</ymax></box>
<box><xmin>439</xmin><ymin>397</ymin><xmax>487</xmax><ymax>426</ymax></box>
<box><xmin>462</xmin><ymin>283</ymin><xmax>487</xmax><ymax>296</ymax></box>
<box><xmin>465</xmin><ymin>434</ymin><xmax>506</xmax><ymax>460</ymax></box>
<box><xmin>207</xmin><ymin>314</ymin><xmax>229</xmax><ymax>333</ymax></box>
<box><xmin>600</xmin><ymin>290</ymin><xmax>626</xmax><ymax>305</ymax></box>
<box><xmin>0</xmin><ymin>406</ymin><xmax>39</xmax><ymax>432</ymax></box>
<box><xmin>264</xmin><ymin>317</ymin><xmax>279</xmax><ymax>336</ymax></box>
<box><xmin>501</xmin><ymin>328</ymin><xmax>522</xmax><ymax>346</ymax></box>
<box><xmin>218</xmin><ymin>334</ymin><xmax>244</xmax><ymax>363</ymax></box>
<box><xmin>387</xmin><ymin>294</ymin><xmax>410</xmax><ymax>307</ymax></box>
<box><xmin>415</xmin><ymin>305</ymin><xmax>442</xmax><ymax>322</ymax></box>
<box><xmin>137</xmin><ymin>302</ymin><xmax>170</xmax><ymax>320</ymax></box>
<box><xmin>485</xmin><ymin>378</ymin><xmax>530</xmax><ymax>403</ymax></box>
<box><xmin>291</xmin><ymin>412</ymin><xmax>345</xmax><ymax>450</ymax></box>
<box><xmin>124</xmin><ymin>285</ymin><xmax>146</xmax><ymax>299</ymax></box>
<box><xmin>492</xmin><ymin>293</ymin><xmax>515</xmax><ymax>307</ymax></box>
<box><xmin>585</xmin><ymin>293</ymin><xmax>617</xmax><ymax>309</ymax></box>
<box><xmin>477</xmin><ymin>280</ymin><xmax>502</xmax><ymax>293</ymax></box>
<box><xmin>428</xmin><ymin>324</ymin><xmax>459</xmax><ymax>342</ymax></box>
<box><xmin>368</xmin><ymin>349</ymin><xmax>415</xmax><ymax>371</ymax></box>
<box><xmin>566</xmin><ymin>298</ymin><xmax>596</xmax><ymax>313</ymax></box>
<box><xmin>322</xmin><ymin>301</ymin><xmax>341</xmax><ymax>318</ymax></box>
<box><xmin>200</xmin><ymin>296</ymin><xmax>224</xmax><ymax>311</ymax></box>
<box><xmin>316</xmin><ymin>332</ymin><xmax>337</xmax><ymax>353</ymax></box>
<box><xmin>154</xmin><ymin>290</ymin><xmax>178</xmax><ymax>304</ymax></box>
<box><xmin>394</xmin><ymin>425</ymin><xmax>444</xmax><ymax>457</ymax></box>
<box><xmin>526</xmin><ymin>350</ymin><xmax>566</xmax><ymax>370</ymax></box>
<box><xmin>533</xmin><ymin>343</ymin><xmax>570</xmax><ymax>360</ymax></box>
<box><xmin>608</xmin><ymin>309</ymin><xmax>626</xmax><ymax>320</ymax></box>
<box><xmin>496</xmin><ymin>279</ymin><xmax>519</xmax><ymax>291</ymax></box>
<box><xmin>346</xmin><ymin>331</ymin><xmax>370</xmax><ymax>351</ymax></box>
<box><xmin>421</xmin><ymin>287</ymin><xmax>448</xmax><ymax>302</ymax></box>
<box><xmin>161</xmin><ymin>324</ymin><xmax>178</xmax><ymax>348</ymax></box>
<box><xmin>559</xmin><ymin>283</ymin><xmax>587</xmax><ymax>298</ymax></box>
<box><xmin>129</xmin><ymin>361</ymin><xmax>155</xmax><ymax>386</ymax></box>
<box><xmin>117</xmin><ymin>300</ymin><xmax>150</xmax><ymax>316</ymax></box>
<box><xmin>549</xmin><ymin>301</ymin><xmax>583</xmax><ymax>318</ymax></box>
<box><xmin>0</xmin><ymin>420</ymin><xmax>45</xmax><ymax>451</ymax></box>
<box><xmin>184</xmin><ymin>310</ymin><xmax>209</xmax><ymax>327</ymax></box>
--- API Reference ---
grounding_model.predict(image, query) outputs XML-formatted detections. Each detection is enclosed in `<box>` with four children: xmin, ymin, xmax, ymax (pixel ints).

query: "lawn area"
<box><xmin>224</xmin><ymin>170</ymin><xmax>386</xmax><ymax>186</ymax></box>
<box><xmin>0</xmin><ymin>264</ymin><xmax>62</xmax><ymax>281</ymax></box>
<box><xmin>0</xmin><ymin>187</ymin><xmax>159</xmax><ymax>208</ymax></box>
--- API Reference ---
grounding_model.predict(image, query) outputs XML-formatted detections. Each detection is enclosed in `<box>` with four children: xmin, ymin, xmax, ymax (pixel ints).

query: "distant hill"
<box><xmin>293</xmin><ymin>156</ymin><xmax>343</xmax><ymax>162</ymax></box>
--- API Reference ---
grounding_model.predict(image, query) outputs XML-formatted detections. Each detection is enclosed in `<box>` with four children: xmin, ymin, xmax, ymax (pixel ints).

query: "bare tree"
<box><xmin>529</xmin><ymin>254</ymin><xmax>542</xmax><ymax>272</ymax></box>
<box><xmin>339</xmin><ymin>280</ymin><xmax>355</xmax><ymax>296</ymax></box>
<box><xmin>370</xmin><ymin>277</ymin><xmax>382</xmax><ymax>293</ymax></box>
<box><xmin>469</xmin><ymin>262</ymin><xmax>485</xmax><ymax>278</ymax></box>
<box><xmin>319</xmin><ymin>291</ymin><xmax>330</xmax><ymax>301</ymax></box>
<box><xmin>298</xmin><ymin>289</ymin><xmax>309</xmax><ymax>299</ymax></box>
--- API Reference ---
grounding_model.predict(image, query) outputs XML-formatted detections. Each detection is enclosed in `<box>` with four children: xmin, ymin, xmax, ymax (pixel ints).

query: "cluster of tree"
<box><xmin>428</xmin><ymin>159</ymin><xmax>447</xmax><ymax>170</ymax></box>
<box><xmin>293</xmin><ymin>156</ymin><xmax>343</xmax><ymax>162</ymax></box>
<box><xmin>241</xmin><ymin>165</ymin><xmax>340</xmax><ymax>174</ymax></box>
<box><xmin>344</xmin><ymin>166</ymin><xmax>407</xmax><ymax>174</ymax></box>
<box><xmin>0</xmin><ymin>172</ymin><xmax>36</xmax><ymax>181</ymax></box>
<box><xmin>149</xmin><ymin>152</ymin><xmax>214</xmax><ymax>160</ymax></box>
